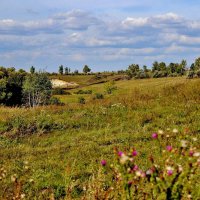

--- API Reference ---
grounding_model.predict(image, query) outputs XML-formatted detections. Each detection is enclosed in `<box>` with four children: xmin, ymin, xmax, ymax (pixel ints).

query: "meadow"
<box><xmin>0</xmin><ymin>77</ymin><xmax>200</xmax><ymax>199</ymax></box>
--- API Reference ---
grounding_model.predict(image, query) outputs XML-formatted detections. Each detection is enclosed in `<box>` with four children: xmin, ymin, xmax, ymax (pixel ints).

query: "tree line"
<box><xmin>55</xmin><ymin>58</ymin><xmax>200</xmax><ymax>78</ymax></box>
<box><xmin>1</xmin><ymin>57</ymin><xmax>200</xmax><ymax>107</ymax></box>
<box><xmin>58</xmin><ymin>65</ymin><xmax>91</xmax><ymax>75</ymax></box>
<box><xmin>126</xmin><ymin>58</ymin><xmax>200</xmax><ymax>79</ymax></box>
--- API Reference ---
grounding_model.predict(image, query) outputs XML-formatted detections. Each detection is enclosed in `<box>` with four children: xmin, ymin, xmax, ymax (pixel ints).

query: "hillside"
<box><xmin>49</xmin><ymin>74</ymin><xmax>127</xmax><ymax>88</ymax></box>
<box><xmin>0</xmin><ymin>77</ymin><xmax>200</xmax><ymax>199</ymax></box>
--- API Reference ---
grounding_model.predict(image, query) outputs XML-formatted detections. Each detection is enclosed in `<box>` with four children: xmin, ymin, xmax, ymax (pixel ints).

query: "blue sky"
<box><xmin>0</xmin><ymin>0</ymin><xmax>200</xmax><ymax>72</ymax></box>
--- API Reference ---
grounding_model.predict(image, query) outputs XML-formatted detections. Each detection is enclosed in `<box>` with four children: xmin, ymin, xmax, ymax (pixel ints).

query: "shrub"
<box><xmin>52</xmin><ymin>88</ymin><xmax>69</xmax><ymax>95</ymax></box>
<box><xmin>168</xmin><ymin>72</ymin><xmax>179</xmax><ymax>77</ymax></box>
<box><xmin>104</xmin><ymin>81</ymin><xmax>117</xmax><ymax>94</ymax></box>
<box><xmin>65</xmin><ymin>91</ymin><xmax>72</xmax><ymax>95</ymax></box>
<box><xmin>74</xmin><ymin>90</ymin><xmax>92</xmax><ymax>95</ymax></box>
<box><xmin>94</xmin><ymin>93</ymin><xmax>104</xmax><ymax>100</ymax></box>
<box><xmin>153</xmin><ymin>71</ymin><xmax>167</xmax><ymax>78</ymax></box>
<box><xmin>187</xmin><ymin>71</ymin><xmax>195</xmax><ymax>79</ymax></box>
<box><xmin>36</xmin><ymin>111</ymin><xmax>55</xmax><ymax>133</ymax></box>
<box><xmin>78</xmin><ymin>97</ymin><xmax>85</xmax><ymax>104</ymax></box>
<box><xmin>135</xmin><ymin>71</ymin><xmax>150</xmax><ymax>79</ymax></box>
<box><xmin>196</xmin><ymin>70</ymin><xmax>200</xmax><ymax>78</ymax></box>
<box><xmin>48</xmin><ymin>97</ymin><xmax>64</xmax><ymax>106</ymax></box>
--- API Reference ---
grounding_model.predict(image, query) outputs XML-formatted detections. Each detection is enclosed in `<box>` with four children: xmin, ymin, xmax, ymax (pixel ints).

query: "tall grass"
<box><xmin>0</xmin><ymin>77</ymin><xmax>200</xmax><ymax>199</ymax></box>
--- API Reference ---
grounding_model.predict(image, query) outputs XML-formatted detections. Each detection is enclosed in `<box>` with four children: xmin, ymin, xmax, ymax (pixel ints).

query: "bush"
<box><xmin>52</xmin><ymin>88</ymin><xmax>69</xmax><ymax>95</ymax></box>
<box><xmin>94</xmin><ymin>93</ymin><xmax>104</xmax><ymax>100</ymax></box>
<box><xmin>74</xmin><ymin>90</ymin><xmax>92</xmax><ymax>95</ymax></box>
<box><xmin>104</xmin><ymin>81</ymin><xmax>117</xmax><ymax>94</ymax></box>
<box><xmin>36</xmin><ymin>111</ymin><xmax>55</xmax><ymax>133</ymax></box>
<box><xmin>135</xmin><ymin>71</ymin><xmax>150</xmax><ymax>79</ymax></box>
<box><xmin>65</xmin><ymin>91</ymin><xmax>72</xmax><ymax>95</ymax></box>
<box><xmin>196</xmin><ymin>70</ymin><xmax>200</xmax><ymax>78</ymax></box>
<box><xmin>187</xmin><ymin>71</ymin><xmax>195</xmax><ymax>79</ymax></box>
<box><xmin>78</xmin><ymin>97</ymin><xmax>85</xmax><ymax>104</ymax></box>
<box><xmin>49</xmin><ymin>97</ymin><xmax>64</xmax><ymax>106</ymax></box>
<box><xmin>153</xmin><ymin>71</ymin><xmax>167</xmax><ymax>78</ymax></box>
<box><xmin>168</xmin><ymin>72</ymin><xmax>179</xmax><ymax>77</ymax></box>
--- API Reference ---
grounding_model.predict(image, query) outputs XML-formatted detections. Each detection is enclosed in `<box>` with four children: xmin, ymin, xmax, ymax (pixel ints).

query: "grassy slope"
<box><xmin>49</xmin><ymin>75</ymin><xmax>94</xmax><ymax>86</ymax></box>
<box><xmin>49</xmin><ymin>74</ymin><xmax>125</xmax><ymax>87</ymax></box>
<box><xmin>0</xmin><ymin>77</ymin><xmax>200</xmax><ymax>198</ymax></box>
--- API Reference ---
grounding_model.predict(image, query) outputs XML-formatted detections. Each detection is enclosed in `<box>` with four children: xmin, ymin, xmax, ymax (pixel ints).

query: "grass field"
<box><xmin>0</xmin><ymin>77</ymin><xmax>200</xmax><ymax>199</ymax></box>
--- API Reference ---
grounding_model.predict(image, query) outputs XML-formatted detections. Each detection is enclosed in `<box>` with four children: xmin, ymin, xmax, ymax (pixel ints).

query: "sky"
<box><xmin>0</xmin><ymin>0</ymin><xmax>200</xmax><ymax>72</ymax></box>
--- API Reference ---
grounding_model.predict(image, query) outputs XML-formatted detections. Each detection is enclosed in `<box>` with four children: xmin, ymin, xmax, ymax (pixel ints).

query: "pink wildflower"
<box><xmin>166</xmin><ymin>146</ymin><xmax>173</xmax><ymax>152</ymax></box>
<box><xmin>152</xmin><ymin>133</ymin><xmax>158</xmax><ymax>139</ymax></box>
<box><xmin>133</xmin><ymin>165</ymin><xmax>139</xmax><ymax>171</ymax></box>
<box><xmin>128</xmin><ymin>181</ymin><xmax>133</xmax><ymax>187</ymax></box>
<box><xmin>166</xmin><ymin>166</ymin><xmax>174</xmax><ymax>176</ymax></box>
<box><xmin>189</xmin><ymin>150</ymin><xmax>194</xmax><ymax>157</ymax></box>
<box><xmin>167</xmin><ymin>170</ymin><xmax>173</xmax><ymax>176</ymax></box>
<box><xmin>101</xmin><ymin>160</ymin><xmax>107</xmax><ymax>166</ymax></box>
<box><xmin>132</xmin><ymin>150</ymin><xmax>138</xmax><ymax>156</ymax></box>
<box><xmin>118</xmin><ymin>151</ymin><xmax>123</xmax><ymax>157</ymax></box>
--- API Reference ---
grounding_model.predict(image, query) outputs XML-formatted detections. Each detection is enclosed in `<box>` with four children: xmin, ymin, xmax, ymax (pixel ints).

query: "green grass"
<box><xmin>0</xmin><ymin>77</ymin><xmax>200</xmax><ymax>199</ymax></box>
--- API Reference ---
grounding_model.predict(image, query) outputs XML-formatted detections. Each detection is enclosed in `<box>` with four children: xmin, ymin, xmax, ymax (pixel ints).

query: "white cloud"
<box><xmin>1</xmin><ymin>10</ymin><xmax>200</xmax><ymax>70</ymax></box>
<box><xmin>0</xmin><ymin>10</ymin><xmax>102</xmax><ymax>35</ymax></box>
<box><xmin>153</xmin><ymin>13</ymin><xmax>181</xmax><ymax>22</ymax></box>
<box><xmin>122</xmin><ymin>17</ymin><xmax>148</xmax><ymax>27</ymax></box>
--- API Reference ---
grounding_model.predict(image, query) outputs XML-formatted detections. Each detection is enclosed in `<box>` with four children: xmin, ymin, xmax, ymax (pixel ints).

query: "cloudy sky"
<box><xmin>1</xmin><ymin>0</ymin><xmax>200</xmax><ymax>72</ymax></box>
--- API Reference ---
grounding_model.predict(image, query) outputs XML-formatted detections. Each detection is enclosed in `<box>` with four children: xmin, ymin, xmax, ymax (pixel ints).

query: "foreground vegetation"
<box><xmin>0</xmin><ymin>77</ymin><xmax>200</xmax><ymax>199</ymax></box>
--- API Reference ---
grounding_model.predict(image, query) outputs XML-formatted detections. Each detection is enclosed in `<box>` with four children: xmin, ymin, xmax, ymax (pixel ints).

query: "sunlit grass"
<box><xmin>0</xmin><ymin>77</ymin><xmax>200</xmax><ymax>199</ymax></box>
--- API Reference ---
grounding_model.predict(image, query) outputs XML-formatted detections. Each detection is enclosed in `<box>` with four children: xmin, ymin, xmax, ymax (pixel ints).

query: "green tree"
<box><xmin>83</xmin><ymin>65</ymin><xmax>91</xmax><ymax>74</ymax></box>
<box><xmin>7</xmin><ymin>67</ymin><xmax>15</xmax><ymax>73</ymax></box>
<box><xmin>159</xmin><ymin>62</ymin><xmax>167</xmax><ymax>71</ymax></box>
<box><xmin>59</xmin><ymin>65</ymin><xmax>64</xmax><ymax>75</ymax></box>
<box><xmin>194</xmin><ymin>57</ymin><xmax>200</xmax><ymax>71</ymax></box>
<box><xmin>65</xmin><ymin>67</ymin><xmax>69</xmax><ymax>75</ymax></box>
<box><xmin>143</xmin><ymin>65</ymin><xmax>148</xmax><ymax>72</ymax></box>
<box><xmin>152</xmin><ymin>61</ymin><xmax>159</xmax><ymax>72</ymax></box>
<box><xmin>168</xmin><ymin>63</ymin><xmax>176</xmax><ymax>74</ymax></box>
<box><xmin>0</xmin><ymin>67</ymin><xmax>26</xmax><ymax>106</ymax></box>
<box><xmin>0</xmin><ymin>78</ymin><xmax>9</xmax><ymax>103</ymax></box>
<box><xmin>23</xmin><ymin>72</ymin><xmax>52</xmax><ymax>107</ymax></box>
<box><xmin>18</xmin><ymin>69</ymin><xmax>26</xmax><ymax>73</ymax></box>
<box><xmin>177</xmin><ymin>60</ymin><xmax>187</xmax><ymax>75</ymax></box>
<box><xmin>190</xmin><ymin>63</ymin><xmax>195</xmax><ymax>71</ymax></box>
<box><xmin>74</xmin><ymin>70</ymin><xmax>79</xmax><ymax>75</ymax></box>
<box><xmin>7</xmin><ymin>71</ymin><xmax>26</xmax><ymax>105</ymax></box>
<box><xmin>127</xmin><ymin>64</ymin><xmax>140</xmax><ymax>78</ymax></box>
<box><xmin>30</xmin><ymin>66</ymin><xmax>35</xmax><ymax>74</ymax></box>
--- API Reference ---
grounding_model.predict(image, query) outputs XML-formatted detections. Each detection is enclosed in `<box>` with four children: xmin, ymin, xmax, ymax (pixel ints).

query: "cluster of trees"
<box><xmin>58</xmin><ymin>65</ymin><xmax>91</xmax><ymax>75</ymax></box>
<box><xmin>152</xmin><ymin>60</ymin><xmax>187</xmax><ymax>77</ymax></box>
<box><xmin>0</xmin><ymin>67</ymin><xmax>53</xmax><ymax>107</ymax></box>
<box><xmin>23</xmin><ymin>72</ymin><xmax>52</xmax><ymax>107</ymax></box>
<box><xmin>126</xmin><ymin>57</ymin><xmax>200</xmax><ymax>79</ymax></box>
<box><xmin>58</xmin><ymin>65</ymin><xmax>71</xmax><ymax>75</ymax></box>
<box><xmin>0</xmin><ymin>67</ymin><xmax>27</xmax><ymax>106</ymax></box>
<box><xmin>126</xmin><ymin>60</ymin><xmax>187</xmax><ymax>79</ymax></box>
